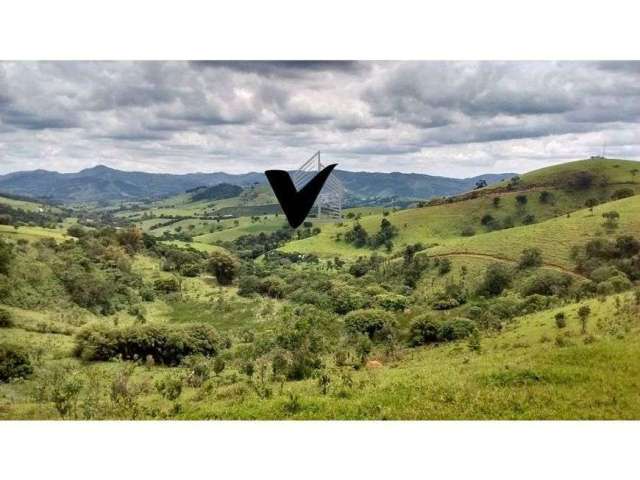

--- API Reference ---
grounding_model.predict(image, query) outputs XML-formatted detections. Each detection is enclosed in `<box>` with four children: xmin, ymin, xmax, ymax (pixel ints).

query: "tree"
<box><xmin>492</xmin><ymin>197</ymin><xmax>501</xmax><ymax>208</ymax></box>
<box><xmin>477</xmin><ymin>263</ymin><xmax>513</xmax><ymax>296</ymax></box>
<box><xmin>344</xmin><ymin>223</ymin><xmax>369</xmax><ymax>248</ymax></box>
<box><xmin>67</xmin><ymin>224</ymin><xmax>87</xmax><ymax>238</ymax></box>
<box><xmin>602</xmin><ymin>211</ymin><xmax>620</xmax><ymax>231</ymax></box>
<box><xmin>577</xmin><ymin>305</ymin><xmax>591</xmax><ymax>334</ymax></box>
<box><xmin>515</xmin><ymin>194</ymin><xmax>528</xmax><ymax>206</ymax></box>
<box><xmin>585</xmin><ymin>198</ymin><xmax>599</xmax><ymax>213</ymax></box>
<box><xmin>518</xmin><ymin>248</ymin><xmax>543</xmax><ymax>269</ymax></box>
<box><xmin>555</xmin><ymin>312</ymin><xmax>566</xmax><ymax>329</ymax></box>
<box><xmin>117</xmin><ymin>226</ymin><xmax>144</xmax><ymax>253</ymax></box>
<box><xmin>207</xmin><ymin>250</ymin><xmax>240</xmax><ymax>285</ymax></box>
<box><xmin>475</xmin><ymin>179</ymin><xmax>488</xmax><ymax>189</ymax></box>
<box><xmin>539</xmin><ymin>191</ymin><xmax>554</xmax><ymax>204</ymax></box>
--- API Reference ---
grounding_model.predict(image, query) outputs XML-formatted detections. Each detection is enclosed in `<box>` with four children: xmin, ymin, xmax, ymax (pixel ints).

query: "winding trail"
<box><xmin>429</xmin><ymin>251</ymin><xmax>588</xmax><ymax>280</ymax></box>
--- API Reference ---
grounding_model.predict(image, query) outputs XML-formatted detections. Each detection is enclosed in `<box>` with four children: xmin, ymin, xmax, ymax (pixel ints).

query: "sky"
<box><xmin>0</xmin><ymin>61</ymin><xmax>639</xmax><ymax>178</ymax></box>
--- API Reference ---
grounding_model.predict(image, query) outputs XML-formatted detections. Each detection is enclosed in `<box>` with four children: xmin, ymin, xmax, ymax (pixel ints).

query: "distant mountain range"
<box><xmin>0</xmin><ymin>164</ymin><xmax>515</xmax><ymax>204</ymax></box>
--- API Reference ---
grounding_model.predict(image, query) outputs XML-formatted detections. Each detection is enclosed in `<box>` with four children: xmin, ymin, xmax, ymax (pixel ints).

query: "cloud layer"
<box><xmin>0</xmin><ymin>61</ymin><xmax>639</xmax><ymax>177</ymax></box>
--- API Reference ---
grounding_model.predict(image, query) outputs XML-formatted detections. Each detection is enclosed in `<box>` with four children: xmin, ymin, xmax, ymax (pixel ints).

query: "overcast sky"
<box><xmin>0</xmin><ymin>61</ymin><xmax>639</xmax><ymax>177</ymax></box>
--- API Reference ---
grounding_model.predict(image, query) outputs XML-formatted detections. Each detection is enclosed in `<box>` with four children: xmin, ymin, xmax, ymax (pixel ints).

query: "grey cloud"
<box><xmin>0</xmin><ymin>61</ymin><xmax>639</xmax><ymax>177</ymax></box>
<box><xmin>191</xmin><ymin>60</ymin><xmax>365</xmax><ymax>77</ymax></box>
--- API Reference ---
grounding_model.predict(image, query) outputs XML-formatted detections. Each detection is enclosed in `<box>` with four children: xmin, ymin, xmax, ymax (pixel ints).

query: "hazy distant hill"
<box><xmin>0</xmin><ymin>164</ymin><xmax>514</xmax><ymax>203</ymax></box>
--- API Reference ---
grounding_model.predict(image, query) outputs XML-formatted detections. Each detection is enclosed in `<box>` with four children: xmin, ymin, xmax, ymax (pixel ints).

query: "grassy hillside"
<box><xmin>282</xmin><ymin>158</ymin><xmax>640</xmax><ymax>265</ymax></box>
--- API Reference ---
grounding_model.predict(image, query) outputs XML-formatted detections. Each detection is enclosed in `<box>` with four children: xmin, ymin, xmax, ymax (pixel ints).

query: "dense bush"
<box><xmin>344</xmin><ymin>309</ymin><xmax>396</xmax><ymax>341</ymax></box>
<box><xmin>154</xmin><ymin>277</ymin><xmax>181</xmax><ymax>294</ymax></box>
<box><xmin>611</xmin><ymin>188</ymin><xmax>634</xmax><ymax>200</ymax></box>
<box><xmin>343</xmin><ymin>223</ymin><xmax>369</xmax><ymax>248</ymax></box>
<box><xmin>461</xmin><ymin>225</ymin><xmax>475</xmax><ymax>237</ymax></box>
<box><xmin>408</xmin><ymin>315</ymin><xmax>440</xmax><ymax>346</ymax></box>
<box><xmin>207</xmin><ymin>250</ymin><xmax>240</xmax><ymax>285</ymax></box>
<box><xmin>408</xmin><ymin>315</ymin><xmax>476</xmax><ymax>346</ymax></box>
<box><xmin>0</xmin><ymin>344</ymin><xmax>33</xmax><ymax>382</ymax></box>
<box><xmin>520</xmin><ymin>271</ymin><xmax>573</xmax><ymax>297</ymax></box>
<box><xmin>375</xmin><ymin>293</ymin><xmax>408</xmax><ymax>312</ymax></box>
<box><xmin>477</xmin><ymin>263</ymin><xmax>513</xmax><ymax>297</ymax></box>
<box><xmin>518</xmin><ymin>248</ymin><xmax>543</xmax><ymax>269</ymax></box>
<box><xmin>73</xmin><ymin>323</ymin><xmax>222</xmax><ymax>365</ymax></box>
<box><xmin>437</xmin><ymin>318</ymin><xmax>476</xmax><ymax>342</ymax></box>
<box><xmin>431</xmin><ymin>283</ymin><xmax>467</xmax><ymax>310</ymax></box>
<box><xmin>0</xmin><ymin>308</ymin><xmax>14</xmax><ymax>328</ymax></box>
<box><xmin>573</xmin><ymin>235</ymin><xmax>640</xmax><ymax>281</ymax></box>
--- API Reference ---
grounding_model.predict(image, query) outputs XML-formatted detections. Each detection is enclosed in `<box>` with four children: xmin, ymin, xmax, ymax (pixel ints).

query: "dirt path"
<box><xmin>430</xmin><ymin>251</ymin><xmax>587</xmax><ymax>280</ymax></box>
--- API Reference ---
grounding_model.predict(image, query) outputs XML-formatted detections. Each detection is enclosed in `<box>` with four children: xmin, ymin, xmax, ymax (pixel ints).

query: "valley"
<box><xmin>1</xmin><ymin>158</ymin><xmax>640</xmax><ymax>419</ymax></box>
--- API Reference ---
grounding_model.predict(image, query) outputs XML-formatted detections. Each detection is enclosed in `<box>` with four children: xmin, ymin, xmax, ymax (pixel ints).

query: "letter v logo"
<box><xmin>265</xmin><ymin>164</ymin><xmax>337</xmax><ymax>228</ymax></box>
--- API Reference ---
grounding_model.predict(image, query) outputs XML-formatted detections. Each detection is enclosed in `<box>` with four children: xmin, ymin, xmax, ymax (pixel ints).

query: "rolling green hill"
<box><xmin>281</xmin><ymin>158</ymin><xmax>640</xmax><ymax>267</ymax></box>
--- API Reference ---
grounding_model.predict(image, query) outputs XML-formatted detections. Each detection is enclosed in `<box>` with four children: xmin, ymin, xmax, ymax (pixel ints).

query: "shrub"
<box><xmin>522</xmin><ymin>214</ymin><xmax>536</xmax><ymax>225</ymax></box>
<box><xmin>431</xmin><ymin>283</ymin><xmax>467</xmax><ymax>310</ymax></box>
<box><xmin>375</xmin><ymin>294</ymin><xmax>408</xmax><ymax>312</ymax></box>
<box><xmin>611</xmin><ymin>188</ymin><xmax>634</xmax><ymax>200</ymax></box>
<box><xmin>344</xmin><ymin>309</ymin><xmax>396</xmax><ymax>342</ymax></box>
<box><xmin>329</xmin><ymin>283</ymin><xmax>369</xmax><ymax>314</ymax></box>
<box><xmin>0</xmin><ymin>344</ymin><xmax>33</xmax><ymax>382</ymax></box>
<box><xmin>254</xmin><ymin>275</ymin><xmax>285</xmax><ymax>299</ymax></box>
<box><xmin>437</xmin><ymin>318</ymin><xmax>476</xmax><ymax>341</ymax></box>
<box><xmin>183</xmin><ymin>355</ymin><xmax>210</xmax><ymax>387</ymax></box>
<box><xmin>155</xmin><ymin>374</ymin><xmax>183</xmax><ymax>401</ymax></box>
<box><xmin>518</xmin><ymin>248</ymin><xmax>543</xmax><ymax>269</ymax></box>
<box><xmin>539</xmin><ymin>191</ymin><xmax>554</xmax><ymax>204</ymax></box>
<box><xmin>213</xmin><ymin>357</ymin><xmax>226</xmax><ymax>375</ymax></box>
<box><xmin>461</xmin><ymin>226</ymin><xmax>476</xmax><ymax>237</ymax></box>
<box><xmin>555</xmin><ymin>312</ymin><xmax>567</xmax><ymax>329</ymax></box>
<box><xmin>408</xmin><ymin>315</ymin><xmax>476</xmax><ymax>346</ymax></box>
<box><xmin>515</xmin><ymin>194</ymin><xmax>528</xmax><ymax>206</ymax></box>
<box><xmin>154</xmin><ymin>277</ymin><xmax>181</xmax><ymax>294</ymax></box>
<box><xmin>237</xmin><ymin>275</ymin><xmax>261</xmax><ymax>297</ymax></box>
<box><xmin>73</xmin><ymin>323</ymin><xmax>222</xmax><ymax>365</ymax></box>
<box><xmin>207</xmin><ymin>251</ymin><xmax>240</xmax><ymax>285</ymax></box>
<box><xmin>179</xmin><ymin>262</ymin><xmax>201</xmax><ymax>277</ymax></box>
<box><xmin>481</xmin><ymin>214</ymin><xmax>495</xmax><ymax>226</ymax></box>
<box><xmin>585</xmin><ymin>198</ymin><xmax>599</xmax><ymax>212</ymax></box>
<box><xmin>0</xmin><ymin>308</ymin><xmax>14</xmax><ymax>328</ymax></box>
<box><xmin>438</xmin><ymin>258</ymin><xmax>452</xmax><ymax>275</ymax></box>
<box><xmin>602</xmin><ymin>211</ymin><xmax>620</xmax><ymax>230</ymax></box>
<box><xmin>520</xmin><ymin>271</ymin><xmax>573</xmax><ymax>297</ymax></box>
<box><xmin>477</xmin><ymin>263</ymin><xmax>513</xmax><ymax>297</ymax></box>
<box><xmin>67</xmin><ymin>224</ymin><xmax>87</xmax><ymax>238</ymax></box>
<box><xmin>343</xmin><ymin>223</ymin><xmax>369</xmax><ymax>248</ymax></box>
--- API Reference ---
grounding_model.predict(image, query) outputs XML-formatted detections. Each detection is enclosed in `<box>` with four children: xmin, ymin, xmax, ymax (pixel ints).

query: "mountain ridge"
<box><xmin>0</xmin><ymin>164</ymin><xmax>515</xmax><ymax>203</ymax></box>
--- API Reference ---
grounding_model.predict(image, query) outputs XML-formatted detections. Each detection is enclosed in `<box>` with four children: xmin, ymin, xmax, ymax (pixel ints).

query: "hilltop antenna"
<box><xmin>292</xmin><ymin>151</ymin><xmax>344</xmax><ymax>222</ymax></box>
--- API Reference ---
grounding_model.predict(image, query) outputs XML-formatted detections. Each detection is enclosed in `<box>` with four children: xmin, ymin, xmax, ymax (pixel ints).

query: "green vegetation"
<box><xmin>1</xmin><ymin>158</ymin><xmax>640</xmax><ymax>419</ymax></box>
